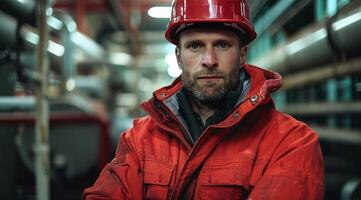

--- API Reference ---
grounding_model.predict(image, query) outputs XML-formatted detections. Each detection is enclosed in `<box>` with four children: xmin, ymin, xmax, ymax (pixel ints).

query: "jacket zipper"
<box><xmin>153</xmin><ymin>100</ymin><xmax>195</xmax><ymax>148</ymax></box>
<box><xmin>153</xmin><ymin>99</ymin><xmax>246</xmax><ymax>199</ymax></box>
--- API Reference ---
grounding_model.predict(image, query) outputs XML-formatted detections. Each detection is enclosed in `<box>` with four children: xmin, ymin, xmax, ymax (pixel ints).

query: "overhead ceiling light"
<box><xmin>165</xmin><ymin>52</ymin><xmax>182</xmax><ymax>78</ymax></box>
<box><xmin>66</xmin><ymin>79</ymin><xmax>76</xmax><ymax>91</ymax></box>
<box><xmin>168</xmin><ymin>65</ymin><xmax>182</xmax><ymax>78</ymax></box>
<box><xmin>148</xmin><ymin>7</ymin><xmax>171</xmax><ymax>18</ymax></box>
<box><xmin>165</xmin><ymin>52</ymin><xmax>177</xmax><ymax>65</ymax></box>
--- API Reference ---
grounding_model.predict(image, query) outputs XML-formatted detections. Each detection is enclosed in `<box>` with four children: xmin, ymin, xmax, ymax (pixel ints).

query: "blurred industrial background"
<box><xmin>0</xmin><ymin>0</ymin><xmax>360</xmax><ymax>199</ymax></box>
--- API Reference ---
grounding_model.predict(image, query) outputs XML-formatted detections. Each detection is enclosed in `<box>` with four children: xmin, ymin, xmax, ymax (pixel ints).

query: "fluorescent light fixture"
<box><xmin>24</xmin><ymin>31</ymin><xmax>65</xmax><ymax>57</ymax></box>
<box><xmin>148</xmin><ymin>7</ymin><xmax>171</xmax><ymax>18</ymax></box>
<box><xmin>165</xmin><ymin>52</ymin><xmax>182</xmax><ymax>77</ymax></box>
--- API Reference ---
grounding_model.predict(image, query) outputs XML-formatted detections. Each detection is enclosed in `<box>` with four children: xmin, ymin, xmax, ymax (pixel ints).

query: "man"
<box><xmin>84</xmin><ymin>0</ymin><xmax>324</xmax><ymax>199</ymax></box>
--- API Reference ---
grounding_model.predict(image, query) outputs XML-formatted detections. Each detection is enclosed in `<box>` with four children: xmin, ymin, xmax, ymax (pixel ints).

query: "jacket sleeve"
<box><xmin>248</xmin><ymin>125</ymin><xmax>325</xmax><ymax>200</ymax></box>
<box><xmin>83</xmin><ymin>129</ymin><xmax>143</xmax><ymax>200</ymax></box>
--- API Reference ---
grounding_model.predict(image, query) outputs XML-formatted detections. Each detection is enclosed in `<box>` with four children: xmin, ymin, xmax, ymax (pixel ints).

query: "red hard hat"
<box><xmin>165</xmin><ymin>0</ymin><xmax>257</xmax><ymax>45</ymax></box>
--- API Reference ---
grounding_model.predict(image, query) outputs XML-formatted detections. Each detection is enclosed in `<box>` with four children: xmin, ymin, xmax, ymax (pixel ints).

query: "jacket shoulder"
<box><xmin>119</xmin><ymin>115</ymin><xmax>156</xmax><ymax>154</ymax></box>
<box><xmin>250</xmin><ymin>108</ymin><xmax>324</xmax><ymax>189</ymax></box>
<box><xmin>126</xmin><ymin>115</ymin><xmax>156</xmax><ymax>137</ymax></box>
<box><xmin>255</xmin><ymin>107</ymin><xmax>321</xmax><ymax>168</ymax></box>
<box><xmin>260</xmin><ymin>108</ymin><xmax>322</xmax><ymax>173</ymax></box>
<box><xmin>270</xmin><ymin>109</ymin><xmax>318</xmax><ymax>138</ymax></box>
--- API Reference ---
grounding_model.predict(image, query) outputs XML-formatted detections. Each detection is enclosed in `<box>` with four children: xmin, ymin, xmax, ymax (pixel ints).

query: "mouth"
<box><xmin>197</xmin><ymin>75</ymin><xmax>223</xmax><ymax>80</ymax></box>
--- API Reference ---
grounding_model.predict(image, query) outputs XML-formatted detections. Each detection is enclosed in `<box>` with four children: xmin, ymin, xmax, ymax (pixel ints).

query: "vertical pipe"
<box><xmin>342</xmin><ymin>77</ymin><xmax>352</xmax><ymax>128</ymax></box>
<box><xmin>327</xmin><ymin>0</ymin><xmax>338</xmax><ymax>16</ymax></box>
<box><xmin>35</xmin><ymin>0</ymin><xmax>50</xmax><ymax>199</ymax></box>
<box><xmin>57</xmin><ymin>14</ymin><xmax>76</xmax><ymax>92</ymax></box>
<box><xmin>327</xmin><ymin>79</ymin><xmax>337</xmax><ymax>128</ymax></box>
<box><xmin>315</xmin><ymin>0</ymin><xmax>325</xmax><ymax>21</ymax></box>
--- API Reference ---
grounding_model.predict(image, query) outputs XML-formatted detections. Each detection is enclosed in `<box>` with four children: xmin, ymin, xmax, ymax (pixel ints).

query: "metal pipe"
<box><xmin>52</xmin><ymin>11</ymin><xmax>77</xmax><ymax>92</ymax></box>
<box><xmin>312</xmin><ymin>125</ymin><xmax>361</xmax><ymax>145</ymax></box>
<box><xmin>251</xmin><ymin>2</ymin><xmax>361</xmax><ymax>74</ymax></box>
<box><xmin>0</xmin><ymin>96</ymin><xmax>35</xmax><ymax>111</ymax></box>
<box><xmin>331</xmin><ymin>2</ymin><xmax>361</xmax><ymax>58</ymax></box>
<box><xmin>0</xmin><ymin>12</ymin><xmax>18</xmax><ymax>49</ymax></box>
<box><xmin>34</xmin><ymin>0</ymin><xmax>50</xmax><ymax>199</ymax></box>
<box><xmin>0</xmin><ymin>0</ymin><xmax>36</xmax><ymax>25</ymax></box>
<box><xmin>0</xmin><ymin>0</ymin><xmax>57</xmax><ymax>26</ymax></box>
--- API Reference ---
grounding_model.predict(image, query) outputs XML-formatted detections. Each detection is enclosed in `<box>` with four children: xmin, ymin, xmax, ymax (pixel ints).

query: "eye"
<box><xmin>216</xmin><ymin>41</ymin><xmax>231</xmax><ymax>49</ymax></box>
<box><xmin>187</xmin><ymin>42</ymin><xmax>202</xmax><ymax>50</ymax></box>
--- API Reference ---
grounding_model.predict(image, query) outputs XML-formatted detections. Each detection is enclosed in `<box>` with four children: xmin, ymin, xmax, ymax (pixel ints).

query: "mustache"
<box><xmin>194</xmin><ymin>70</ymin><xmax>225</xmax><ymax>78</ymax></box>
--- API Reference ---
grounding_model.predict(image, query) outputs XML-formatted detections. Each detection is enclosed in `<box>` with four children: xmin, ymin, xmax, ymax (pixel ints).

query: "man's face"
<box><xmin>176</xmin><ymin>28</ymin><xmax>247</xmax><ymax>103</ymax></box>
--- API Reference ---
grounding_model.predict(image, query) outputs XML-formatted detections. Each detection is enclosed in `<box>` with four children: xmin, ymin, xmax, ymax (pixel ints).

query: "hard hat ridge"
<box><xmin>165</xmin><ymin>0</ymin><xmax>257</xmax><ymax>45</ymax></box>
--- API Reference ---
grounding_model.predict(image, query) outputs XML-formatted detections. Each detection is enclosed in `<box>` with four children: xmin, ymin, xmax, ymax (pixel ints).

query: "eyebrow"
<box><xmin>214</xmin><ymin>39</ymin><xmax>234</xmax><ymax>44</ymax></box>
<box><xmin>182</xmin><ymin>38</ymin><xmax>235</xmax><ymax>46</ymax></box>
<box><xmin>182</xmin><ymin>39</ymin><xmax>203</xmax><ymax>47</ymax></box>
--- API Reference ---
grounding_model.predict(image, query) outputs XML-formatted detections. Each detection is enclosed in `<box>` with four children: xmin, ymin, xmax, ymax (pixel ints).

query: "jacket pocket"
<box><xmin>143</xmin><ymin>160</ymin><xmax>175</xmax><ymax>200</ymax></box>
<box><xmin>198</xmin><ymin>163</ymin><xmax>250</xmax><ymax>200</ymax></box>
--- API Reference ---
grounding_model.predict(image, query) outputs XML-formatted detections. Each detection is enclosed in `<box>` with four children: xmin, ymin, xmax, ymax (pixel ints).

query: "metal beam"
<box><xmin>249</xmin><ymin>0</ymin><xmax>267</xmax><ymax>18</ymax></box>
<box><xmin>0</xmin><ymin>97</ymin><xmax>35</xmax><ymax>111</ymax></box>
<box><xmin>282</xmin><ymin>56</ymin><xmax>361</xmax><ymax>90</ymax></box>
<box><xmin>280</xmin><ymin>102</ymin><xmax>361</xmax><ymax>115</ymax></box>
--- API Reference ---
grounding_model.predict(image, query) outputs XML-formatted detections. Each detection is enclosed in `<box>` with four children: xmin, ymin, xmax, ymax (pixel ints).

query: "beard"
<box><xmin>181</xmin><ymin>66</ymin><xmax>241</xmax><ymax>106</ymax></box>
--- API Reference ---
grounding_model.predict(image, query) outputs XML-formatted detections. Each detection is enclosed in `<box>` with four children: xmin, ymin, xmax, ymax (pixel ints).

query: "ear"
<box><xmin>175</xmin><ymin>47</ymin><xmax>183</xmax><ymax>69</ymax></box>
<box><xmin>239</xmin><ymin>46</ymin><xmax>248</xmax><ymax>65</ymax></box>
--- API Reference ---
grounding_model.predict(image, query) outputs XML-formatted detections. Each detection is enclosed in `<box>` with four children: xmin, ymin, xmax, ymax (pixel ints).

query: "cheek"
<box><xmin>217</xmin><ymin>47</ymin><xmax>239</xmax><ymax>61</ymax></box>
<box><xmin>181</xmin><ymin>53</ymin><xmax>202</xmax><ymax>70</ymax></box>
<box><xmin>219</xmin><ymin>57</ymin><xmax>240</xmax><ymax>72</ymax></box>
<box><xmin>182</xmin><ymin>68</ymin><xmax>194</xmax><ymax>80</ymax></box>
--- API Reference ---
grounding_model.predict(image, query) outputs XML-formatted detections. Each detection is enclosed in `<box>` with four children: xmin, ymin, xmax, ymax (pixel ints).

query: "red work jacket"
<box><xmin>83</xmin><ymin>65</ymin><xmax>324</xmax><ymax>200</ymax></box>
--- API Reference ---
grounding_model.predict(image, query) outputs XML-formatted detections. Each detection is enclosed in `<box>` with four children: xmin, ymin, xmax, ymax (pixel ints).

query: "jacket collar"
<box><xmin>147</xmin><ymin>64</ymin><xmax>282</xmax><ymax>103</ymax></box>
<box><xmin>141</xmin><ymin>64</ymin><xmax>282</xmax><ymax>129</ymax></box>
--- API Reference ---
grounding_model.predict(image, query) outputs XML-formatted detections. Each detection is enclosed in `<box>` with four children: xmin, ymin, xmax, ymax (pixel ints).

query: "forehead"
<box><xmin>178</xmin><ymin>28</ymin><xmax>240</xmax><ymax>44</ymax></box>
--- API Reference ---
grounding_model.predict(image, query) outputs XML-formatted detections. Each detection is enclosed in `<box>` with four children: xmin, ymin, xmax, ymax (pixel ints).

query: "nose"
<box><xmin>202</xmin><ymin>48</ymin><xmax>218</xmax><ymax>68</ymax></box>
